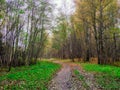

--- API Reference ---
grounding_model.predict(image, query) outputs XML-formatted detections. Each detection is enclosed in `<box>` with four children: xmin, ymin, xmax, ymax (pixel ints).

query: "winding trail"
<box><xmin>48</xmin><ymin>60</ymin><xmax>100</xmax><ymax>90</ymax></box>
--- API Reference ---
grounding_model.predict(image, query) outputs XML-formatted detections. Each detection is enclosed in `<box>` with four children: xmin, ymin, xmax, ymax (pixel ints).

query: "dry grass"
<box><xmin>90</xmin><ymin>58</ymin><xmax>98</xmax><ymax>64</ymax></box>
<box><xmin>114</xmin><ymin>61</ymin><xmax>120</xmax><ymax>67</ymax></box>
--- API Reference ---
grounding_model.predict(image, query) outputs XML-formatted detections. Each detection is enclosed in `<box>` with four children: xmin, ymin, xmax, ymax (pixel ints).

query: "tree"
<box><xmin>0</xmin><ymin>0</ymin><xmax>53</xmax><ymax>71</ymax></box>
<box><xmin>72</xmin><ymin>0</ymin><xmax>119</xmax><ymax>64</ymax></box>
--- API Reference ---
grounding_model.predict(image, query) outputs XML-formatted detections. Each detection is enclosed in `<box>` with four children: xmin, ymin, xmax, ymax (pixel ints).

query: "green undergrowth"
<box><xmin>74</xmin><ymin>70</ymin><xmax>84</xmax><ymax>80</ymax></box>
<box><xmin>81</xmin><ymin>63</ymin><xmax>120</xmax><ymax>77</ymax></box>
<box><xmin>0</xmin><ymin>61</ymin><xmax>61</xmax><ymax>90</ymax></box>
<box><xmin>80</xmin><ymin>63</ymin><xmax>120</xmax><ymax>89</ymax></box>
<box><xmin>74</xmin><ymin>70</ymin><xmax>88</xmax><ymax>88</ymax></box>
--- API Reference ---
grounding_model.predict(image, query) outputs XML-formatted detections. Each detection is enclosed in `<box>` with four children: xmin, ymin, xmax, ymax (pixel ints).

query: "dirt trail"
<box><xmin>48</xmin><ymin>61</ymin><xmax>100</xmax><ymax>90</ymax></box>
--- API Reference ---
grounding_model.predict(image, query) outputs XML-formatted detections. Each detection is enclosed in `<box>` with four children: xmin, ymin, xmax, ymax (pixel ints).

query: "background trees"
<box><xmin>0</xmin><ymin>0</ymin><xmax>53</xmax><ymax>71</ymax></box>
<box><xmin>50</xmin><ymin>0</ymin><xmax>120</xmax><ymax>65</ymax></box>
<box><xmin>0</xmin><ymin>0</ymin><xmax>120</xmax><ymax>71</ymax></box>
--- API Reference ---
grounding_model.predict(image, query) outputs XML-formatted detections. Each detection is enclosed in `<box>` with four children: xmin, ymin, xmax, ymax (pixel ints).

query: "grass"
<box><xmin>81</xmin><ymin>63</ymin><xmax>120</xmax><ymax>77</ymax></box>
<box><xmin>80</xmin><ymin>63</ymin><xmax>120</xmax><ymax>89</ymax></box>
<box><xmin>74</xmin><ymin>70</ymin><xmax>84</xmax><ymax>80</ymax></box>
<box><xmin>73</xmin><ymin>70</ymin><xmax>88</xmax><ymax>88</ymax></box>
<box><xmin>0</xmin><ymin>61</ymin><xmax>61</xmax><ymax>90</ymax></box>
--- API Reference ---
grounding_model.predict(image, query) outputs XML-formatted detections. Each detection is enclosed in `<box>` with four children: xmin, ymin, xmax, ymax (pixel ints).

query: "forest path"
<box><xmin>48</xmin><ymin>60</ymin><xmax>100</xmax><ymax>90</ymax></box>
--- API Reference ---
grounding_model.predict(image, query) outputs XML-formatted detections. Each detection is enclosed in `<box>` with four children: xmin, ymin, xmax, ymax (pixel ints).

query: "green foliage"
<box><xmin>52</xmin><ymin>15</ymin><xmax>69</xmax><ymax>51</ymax></box>
<box><xmin>74</xmin><ymin>70</ymin><xmax>84</xmax><ymax>80</ymax></box>
<box><xmin>74</xmin><ymin>69</ymin><xmax>88</xmax><ymax>88</ymax></box>
<box><xmin>0</xmin><ymin>11</ymin><xmax>5</xmax><ymax>19</ymax></box>
<box><xmin>0</xmin><ymin>61</ymin><xmax>61</xmax><ymax>90</ymax></box>
<box><xmin>96</xmin><ymin>74</ymin><xmax>120</xmax><ymax>89</ymax></box>
<box><xmin>0</xmin><ymin>15</ymin><xmax>3</xmax><ymax>19</ymax></box>
<box><xmin>104</xmin><ymin>27</ymin><xmax>120</xmax><ymax>37</ymax></box>
<box><xmin>0</xmin><ymin>0</ymin><xmax>5</xmax><ymax>4</ymax></box>
<box><xmin>81</xmin><ymin>63</ymin><xmax>120</xmax><ymax>77</ymax></box>
<box><xmin>19</xmin><ymin>9</ymin><xmax>25</xmax><ymax>14</ymax></box>
<box><xmin>81</xmin><ymin>63</ymin><xmax>120</xmax><ymax>89</ymax></box>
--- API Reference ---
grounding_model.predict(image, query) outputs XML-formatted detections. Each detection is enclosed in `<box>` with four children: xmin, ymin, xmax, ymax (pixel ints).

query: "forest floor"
<box><xmin>0</xmin><ymin>61</ymin><xmax>61</xmax><ymax>90</ymax></box>
<box><xmin>48</xmin><ymin>60</ymin><xmax>120</xmax><ymax>90</ymax></box>
<box><xmin>0</xmin><ymin>60</ymin><xmax>119</xmax><ymax>90</ymax></box>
